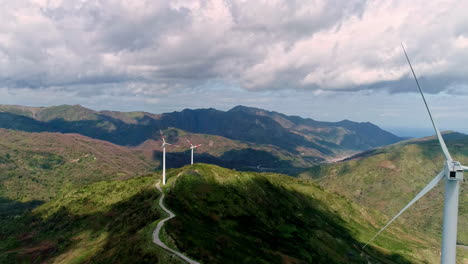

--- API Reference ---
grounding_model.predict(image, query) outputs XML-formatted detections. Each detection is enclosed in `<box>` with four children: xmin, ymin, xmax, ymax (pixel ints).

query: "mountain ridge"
<box><xmin>0</xmin><ymin>104</ymin><xmax>403</xmax><ymax>163</ymax></box>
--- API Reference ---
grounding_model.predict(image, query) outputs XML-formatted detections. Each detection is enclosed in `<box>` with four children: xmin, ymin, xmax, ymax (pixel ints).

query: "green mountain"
<box><xmin>1</xmin><ymin>164</ymin><xmax>443</xmax><ymax>263</ymax></box>
<box><xmin>228</xmin><ymin>105</ymin><xmax>402</xmax><ymax>151</ymax></box>
<box><xmin>0</xmin><ymin>128</ymin><xmax>157</xmax><ymax>214</ymax></box>
<box><xmin>0</xmin><ymin>104</ymin><xmax>403</xmax><ymax>164</ymax></box>
<box><xmin>0</xmin><ymin>176</ymin><xmax>167</xmax><ymax>264</ymax></box>
<box><xmin>299</xmin><ymin>132</ymin><xmax>468</xmax><ymax>261</ymax></box>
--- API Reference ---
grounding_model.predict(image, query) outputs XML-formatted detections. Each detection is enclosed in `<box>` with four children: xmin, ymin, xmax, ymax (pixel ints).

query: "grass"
<box><xmin>2</xmin><ymin>163</ymin><xmax>441</xmax><ymax>263</ymax></box>
<box><xmin>161</xmin><ymin>164</ymin><xmax>439</xmax><ymax>263</ymax></box>
<box><xmin>299</xmin><ymin>134</ymin><xmax>468</xmax><ymax>263</ymax></box>
<box><xmin>0</xmin><ymin>128</ymin><xmax>157</xmax><ymax>206</ymax></box>
<box><xmin>0</xmin><ymin>175</ymin><xmax>170</xmax><ymax>263</ymax></box>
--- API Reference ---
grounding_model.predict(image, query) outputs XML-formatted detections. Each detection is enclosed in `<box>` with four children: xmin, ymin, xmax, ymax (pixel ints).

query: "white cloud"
<box><xmin>0</xmin><ymin>0</ymin><xmax>467</xmax><ymax>97</ymax></box>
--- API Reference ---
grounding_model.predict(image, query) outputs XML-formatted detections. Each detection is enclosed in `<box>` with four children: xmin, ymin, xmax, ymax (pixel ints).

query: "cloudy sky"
<box><xmin>1</xmin><ymin>0</ymin><xmax>468</xmax><ymax>137</ymax></box>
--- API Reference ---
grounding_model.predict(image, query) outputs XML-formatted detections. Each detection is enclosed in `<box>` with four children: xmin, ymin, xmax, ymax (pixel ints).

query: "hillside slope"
<box><xmin>0</xmin><ymin>128</ymin><xmax>157</xmax><ymax>209</ymax></box>
<box><xmin>163</xmin><ymin>164</ymin><xmax>440</xmax><ymax>263</ymax></box>
<box><xmin>228</xmin><ymin>105</ymin><xmax>402</xmax><ymax>151</ymax></box>
<box><xmin>1</xmin><ymin>164</ymin><xmax>443</xmax><ymax>264</ymax></box>
<box><xmin>0</xmin><ymin>176</ymin><xmax>173</xmax><ymax>264</ymax></box>
<box><xmin>299</xmin><ymin>133</ymin><xmax>468</xmax><ymax>258</ymax></box>
<box><xmin>140</xmin><ymin>128</ymin><xmax>324</xmax><ymax>174</ymax></box>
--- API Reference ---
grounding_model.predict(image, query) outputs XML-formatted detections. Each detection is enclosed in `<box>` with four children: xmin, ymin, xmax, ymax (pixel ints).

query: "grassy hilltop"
<box><xmin>162</xmin><ymin>164</ymin><xmax>438</xmax><ymax>263</ymax></box>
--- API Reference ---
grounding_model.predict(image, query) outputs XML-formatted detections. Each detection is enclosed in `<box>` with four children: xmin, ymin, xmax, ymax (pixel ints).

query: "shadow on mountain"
<box><xmin>152</xmin><ymin>148</ymin><xmax>311</xmax><ymax>175</ymax></box>
<box><xmin>0</xmin><ymin>112</ymin><xmax>159</xmax><ymax>146</ymax></box>
<box><xmin>164</xmin><ymin>170</ymin><xmax>411</xmax><ymax>264</ymax></box>
<box><xmin>0</xmin><ymin>189</ymin><xmax>162</xmax><ymax>264</ymax></box>
<box><xmin>0</xmin><ymin>197</ymin><xmax>45</xmax><ymax>220</ymax></box>
<box><xmin>1</xmin><ymin>169</ymin><xmax>412</xmax><ymax>264</ymax></box>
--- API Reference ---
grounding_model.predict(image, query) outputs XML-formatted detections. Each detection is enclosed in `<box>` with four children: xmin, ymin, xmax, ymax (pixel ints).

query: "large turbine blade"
<box><xmin>363</xmin><ymin>170</ymin><xmax>445</xmax><ymax>248</ymax></box>
<box><xmin>402</xmin><ymin>44</ymin><xmax>452</xmax><ymax>162</ymax></box>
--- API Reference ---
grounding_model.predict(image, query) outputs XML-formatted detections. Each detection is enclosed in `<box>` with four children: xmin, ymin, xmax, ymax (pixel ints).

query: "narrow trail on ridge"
<box><xmin>153</xmin><ymin>180</ymin><xmax>200</xmax><ymax>264</ymax></box>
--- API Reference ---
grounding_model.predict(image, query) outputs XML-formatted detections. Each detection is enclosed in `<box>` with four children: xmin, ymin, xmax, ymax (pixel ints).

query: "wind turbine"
<box><xmin>160</xmin><ymin>130</ymin><xmax>179</xmax><ymax>185</ymax></box>
<box><xmin>186</xmin><ymin>138</ymin><xmax>202</xmax><ymax>165</ymax></box>
<box><xmin>363</xmin><ymin>44</ymin><xmax>465</xmax><ymax>264</ymax></box>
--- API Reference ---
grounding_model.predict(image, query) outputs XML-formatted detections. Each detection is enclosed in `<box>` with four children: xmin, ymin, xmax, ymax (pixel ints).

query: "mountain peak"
<box><xmin>35</xmin><ymin>104</ymin><xmax>97</xmax><ymax>121</ymax></box>
<box><xmin>228</xmin><ymin>105</ymin><xmax>262</xmax><ymax>112</ymax></box>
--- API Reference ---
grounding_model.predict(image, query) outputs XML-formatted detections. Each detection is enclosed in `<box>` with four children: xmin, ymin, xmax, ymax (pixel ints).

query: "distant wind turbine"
<box><xmin>160</xmin><ymin>130</ymin><xmax>179</xmax><ymax>185</ymax></box>
<box><xmin>186</xmin><ymin>138</ymin><xmax>202</xmax><ymax>165</ymax></box>
<box><xmin>363</xmin><ymin>44</ymin><xmax>465</xmax><ymax>264</ymax></box>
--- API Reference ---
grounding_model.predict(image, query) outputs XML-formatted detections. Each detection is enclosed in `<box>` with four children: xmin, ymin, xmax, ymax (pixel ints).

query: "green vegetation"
<box><xmin>162</xmin><ymin>164</ymin><xmax>439</xmax><ymax>263</ymax></box>
<box><xmin>35</xmin><ymin>105</ymin><xmax>98</xmax><ymax>122</ymax></box>
<box><xmin>141</xmin><ymin>128</ymin><xmax>323</xmax><ymax>175</ymax></box>
<box><xmin>299</xmin><ymin>134</ymin><xmax>468</xmax><ymax>262</ymax></box>
<box><xmin>0</xmin><ymin>128</ymin><xmax>157</xmax><ymax>208</ymax></box>
<box><xmin>0</xmin><ymin>105</ymin><xmax>38</xmax><ymax>118</ymax></box>
<box><xmin>2</xmin><ymin>163</ymin><xmax>442</xmax><ymax>264</ymax></box>
<box><xmin>0</xmin><ymin>176</ymin><xmax>170</xmax><ymax>264</ymax></box>
<box><xmin>0</xmin><ymin>125</ymin><xmax>448</xmax><ymax>263</ymax></box>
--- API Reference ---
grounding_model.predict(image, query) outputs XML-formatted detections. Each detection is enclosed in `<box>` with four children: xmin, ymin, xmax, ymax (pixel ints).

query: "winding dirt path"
<box><xmin>153</xmin><ymin>181</ymin><xmax>200</xmax><ymax>264</ymax></box>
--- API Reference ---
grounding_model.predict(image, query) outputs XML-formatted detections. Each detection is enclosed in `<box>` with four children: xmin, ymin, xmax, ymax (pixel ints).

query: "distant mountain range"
<box><xmin>0</xmin><ymin>104</ymin><xmax>403</xmax><ymax>171</ymax></box>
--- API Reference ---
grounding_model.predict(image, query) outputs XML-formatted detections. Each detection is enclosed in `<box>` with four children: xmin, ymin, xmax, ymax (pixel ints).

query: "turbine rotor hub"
<box><xmin>445</xmin><ymin>160</ymin><xmax>464</xmax><ymax>181</ymax></box>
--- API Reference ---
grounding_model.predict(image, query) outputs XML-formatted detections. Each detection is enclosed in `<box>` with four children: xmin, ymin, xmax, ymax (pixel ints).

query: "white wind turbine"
<box><xmin>186</xmin><ymin>138</ymin><xmax>202</xmax><ymax>165</ymax></box>
<box><xmin>363</xmin><ymin>44</ymin><xmax>465</xmax><ymax>264</ymax></box>
<box><xmin>160</xmin><ymin>130</ymin><xmax>179</xmax><ymax>185</ymax></box>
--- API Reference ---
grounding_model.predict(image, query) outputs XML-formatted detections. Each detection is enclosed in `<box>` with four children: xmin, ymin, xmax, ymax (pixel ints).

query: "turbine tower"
<box><xmin>363</xmin><ymin>45</ymin><xmax>465</xmax><ymax>264</ymax></box>
<box><xmin>186</xmin><ymin>138</ymin><xmax>202</xmax><ymax>165</ymax></box>
<box><xmin>160</xmin><ymin>130</ymin><xmax>178</xmax><ymax>185</ymax></box>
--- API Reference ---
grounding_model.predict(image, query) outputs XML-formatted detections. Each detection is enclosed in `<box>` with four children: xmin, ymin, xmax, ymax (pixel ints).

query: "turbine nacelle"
<box><xmin>161</xmin><ymin>142</ymin><xmax>179</xmax><ymax>148</ymax></box>
<box><xmin>445</xmin><ymin>161</ymin><xmax>464</xmax><ymax>181</ymax></box>
<box><xmin>160</xmin><ymin>130</ymin><xmax>179</xmax><ymax>148</ymax></box>
<box><xmin>186</xmin><ymin>138</ymin><xmax>201</xmax><ymax>149</ymax></box>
